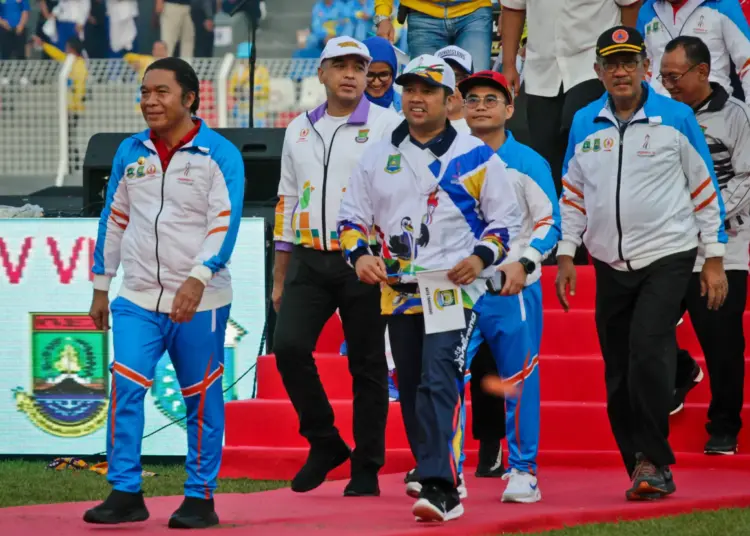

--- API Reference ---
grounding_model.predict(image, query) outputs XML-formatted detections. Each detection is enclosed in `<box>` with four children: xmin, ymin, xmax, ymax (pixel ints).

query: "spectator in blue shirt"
<box><xmin>343</xmin><ymin>0</ymin><xmax>375</xmax><ymax>42</ymax></box>
<box><xmin>294</xmin><ymin>0</ymin><xmax>347</xmax><ymax>58</ymax></box>
<box><xmin>0</xmin><ymin>0</ymin><xmax>30</xmax><ymax>59</ymax></box>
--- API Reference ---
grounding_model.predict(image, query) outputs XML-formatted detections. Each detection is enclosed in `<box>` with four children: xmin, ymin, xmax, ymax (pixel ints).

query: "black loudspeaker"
<box><xmin>82</xmin><ymin>128</ymin><xmax>285</xmax><ymax>220</ymax></box>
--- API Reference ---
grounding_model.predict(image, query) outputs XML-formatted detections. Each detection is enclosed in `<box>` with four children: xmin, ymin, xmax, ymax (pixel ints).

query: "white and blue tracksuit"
<box><xmin>458</xmin><ymin>132</ymin><xmax>562</xmax><ymax>475</ymax></box>
<box><xmin>92</xmin><ymin>121</ymin><xmax>245</xmax><ymax>499</ymax></box>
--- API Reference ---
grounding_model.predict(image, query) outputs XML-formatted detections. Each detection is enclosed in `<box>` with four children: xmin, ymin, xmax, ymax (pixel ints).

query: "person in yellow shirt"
<box><xmin>33</xmin><ymin>34</ymin><xmax>88</xmax><ymax>171</ymax></box>
<box><xmin>228</xmin><ymin>42</ymin><xmax>270</xmax><ymax>127</ymax></box>
<box><xmin>374</xmin><ymin>0</ymin><xmax>494</xmax><ymax>70</ymax></box>
<box><xmin>124</xmin><ymin>40</ymin><xmax>169</xmax><ymax>114</ymax></box>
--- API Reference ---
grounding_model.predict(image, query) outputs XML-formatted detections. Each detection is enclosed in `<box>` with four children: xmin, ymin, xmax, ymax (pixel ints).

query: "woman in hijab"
<box><xmin>362</xmin><ymin>36</ymin><xmax>402</xmax><ymax>113</ymax></box>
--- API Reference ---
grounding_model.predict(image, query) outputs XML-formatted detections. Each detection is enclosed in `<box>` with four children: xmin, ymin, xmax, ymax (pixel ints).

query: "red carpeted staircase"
<box><xmin>220</xmin><ymin>266</ymin><xmax>750</xmax><ymax>479</ymax></box>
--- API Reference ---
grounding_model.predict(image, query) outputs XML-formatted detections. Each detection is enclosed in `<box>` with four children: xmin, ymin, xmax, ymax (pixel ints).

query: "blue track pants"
<box><xmin>387</xmin><ymin>309</ymin><xmax>477</xmax><ymax>487</ymax></box>
<box><xmin>459</xmin><ymin>281</ymin><xmax>542</xmax><ymax>474</ymax></box>
<box><xmin>106</xmin><ymin>297</ymin><xmax>230</xmax><ymax>499</ymax></box>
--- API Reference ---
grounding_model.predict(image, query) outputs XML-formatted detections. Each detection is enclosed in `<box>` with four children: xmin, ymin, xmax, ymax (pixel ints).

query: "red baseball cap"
<box><xmin>457</xmin><ymin>70</ymin><xmax>514</xmax><ymax>104</ymax></box>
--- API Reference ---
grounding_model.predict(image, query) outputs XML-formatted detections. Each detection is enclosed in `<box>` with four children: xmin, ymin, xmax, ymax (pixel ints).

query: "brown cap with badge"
<box><xmin>596</xmin><ymin>26</ymin><xmax>646</xmax><ymax>58</ymax></box>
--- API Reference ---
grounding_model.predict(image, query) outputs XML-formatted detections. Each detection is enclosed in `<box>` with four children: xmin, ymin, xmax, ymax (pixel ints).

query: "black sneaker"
<box><xmin>705</xmin><ymin>434</ymin><xmax>738</xmax><ymax>455</ymax></box>
<box><xmin>671</xmin><ymin>359</ymin><xmax>704</xmax><ymax>415</ymax></box>
<box><xmin>412</xmin><ymin>482</ymin><xmax>463</xmax><ymax>523</ymax></box>
<box><xmin>343</xmin><ymin>470</ymin><xmax>380</xmax><ymax>497</ymax></box>
<box><xmin>405</xmin><ymin>468</ymin><xmax>421</xmax><ymax>498</ymax></box>
<box><xmin>291</xmin><ymin>439</ymin><xmax>351</xmax><ymax>493</ymax></box>
<box><xmin>168</xmin><ymin>496</ymin><xmax>219</xmax><ymax>529</ymax></box>
<box><xmin>83</xmin><ymin>489</ymin><xmax>149</xmax><ymax>524</ymax></box>
<box><xmin>625</xmin><ymin>454</ymin><xmax>676</xmax><ymax>501</ymax></box>
<box><xmin>475</xmin><ymin>440</ymin><xmax>504</xmax><ymax>478</ymax></box>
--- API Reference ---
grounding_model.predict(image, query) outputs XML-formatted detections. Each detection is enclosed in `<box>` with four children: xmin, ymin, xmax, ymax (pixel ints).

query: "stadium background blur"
<box><xmin>0</xmin><ymin>0</ymin><xmax>479</xmax><ymax>196</ymax></box>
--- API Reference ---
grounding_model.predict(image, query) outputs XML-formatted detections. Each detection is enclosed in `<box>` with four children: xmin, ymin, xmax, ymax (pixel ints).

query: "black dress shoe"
<box><xmin>343</xmin><ymin>470</ymin><xmax>380</xmax><ymax>496</ymax></box>
<box><xmin>292</xmin><ymin>439</ymin><xmax>351</xmax><ymax>493</ymax></box>
<box><xmin>83</xmin><ymin>489</ymin><xmax>149</xmax><ymax>524</ymax></box>
<box><xmin>168</xmin><ymin>496</ymin><xmax>219</xmax><ymax>529</ymax></box>
<box><xmin>705</xmin><ymin>434</ymin><xmax>738</xmax><ymax>455</ymax></box>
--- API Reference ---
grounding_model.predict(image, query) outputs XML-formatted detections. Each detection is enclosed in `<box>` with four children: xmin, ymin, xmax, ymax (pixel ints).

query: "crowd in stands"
<box><xmin>0</xmin><ymin>0</ymin><xmax>267</xmax><ymax>61</ymax></box>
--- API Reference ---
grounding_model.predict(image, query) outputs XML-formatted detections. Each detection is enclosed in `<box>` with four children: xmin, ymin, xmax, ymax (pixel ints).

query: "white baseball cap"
<box><xmin>395</xmin><ymin>54</ymin><xmax>456</xmax><ymax>94</ymax></box>
<box><xmin>436</xmin><ymin>45</ymin><xmax>474</xmax><ymax>75</ymax></box>
<box><xmin>319</xmin><ymin>36</ymin><xmax>372</xmax><ymax>67</ymax></box>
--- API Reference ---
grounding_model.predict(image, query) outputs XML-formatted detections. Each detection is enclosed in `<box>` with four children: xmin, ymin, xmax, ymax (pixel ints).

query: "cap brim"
<box><xmin>444</xmin><ymin>58</ymin><xmax>472</xmax><ymax>75</ymax></box>
<box><xmin>395</xmin><ymin>72</ymin><xmax>454</xmax><ymax>94</ymax></box>
<box><xmin>457</xmin><ymin>77</ymin><xmax>513</xmax><ymax>103</ymax></box>
<box><xmin>597</xmin><ymin>44</ymin><xmax>643</xmax><ymax>57</ymax></box>
<box><xmin>319</xmin><ymin>52</ymin><xmax>372</xmax><ymax>66</ymax></box>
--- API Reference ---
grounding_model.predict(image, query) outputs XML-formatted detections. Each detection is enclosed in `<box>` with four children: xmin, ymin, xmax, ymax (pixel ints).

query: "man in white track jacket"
<box><xmin>271</xmin><ymin>36</ymin><xmax>402</xmax><ymax>497</ymax></box>
<box><xmin>660</xmin><ymin>35</ymin><xmax>750</xmax><ymax>455</ymax></box>
<box><xmin>555</xmin><ymin>26</ymin><xmax>728</xmax><ymax>501</ymax></box>
<box><xmin>337</xmin><ymin>54</ymin><xmax>523</xmax><ymax>523</ymax></box>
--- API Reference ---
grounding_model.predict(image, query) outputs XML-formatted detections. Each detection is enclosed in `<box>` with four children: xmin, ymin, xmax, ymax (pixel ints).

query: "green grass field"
<box><xmin>0</xmin><ymin>460</ymin><xmax>748</xmax><ymax>535</ymax></box>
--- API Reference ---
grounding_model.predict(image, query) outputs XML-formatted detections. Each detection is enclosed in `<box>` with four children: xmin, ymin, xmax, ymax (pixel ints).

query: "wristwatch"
<box><xmin>519</xmin><ymin>257</ymin><xmax>536</xmax><ymax>275</ymax></box>
<box><xmin>374</xmin><ymin>14</ymin><xmax>391</xmax><ymax>26</ymax></box>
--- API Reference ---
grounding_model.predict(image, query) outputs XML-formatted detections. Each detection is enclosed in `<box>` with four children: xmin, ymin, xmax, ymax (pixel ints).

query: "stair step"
<box><xmin>219</xmin><ymin>446</ymin><xmax>750</xmax><ymax>480</ymax></box>
<box><xmin>255</xmin><ymin>353</ymin><xmax>750</xmax><ymax>403</ymax></box>
<box><xmin>225</xmin><ymin>399</ymin><xmax>750</xmax><ymax>453</ymax></box>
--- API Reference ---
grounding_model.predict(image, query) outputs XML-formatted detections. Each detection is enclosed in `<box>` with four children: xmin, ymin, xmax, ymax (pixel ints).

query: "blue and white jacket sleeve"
<box><xmin>719</xmin><ymin>0</ymin><xmax>750</xmax><ymax>103</ymax></box>
<box><xmin>679</xmin><ymin>111</ymin><xmax>727</xmax><ymax>257</ymax></box>
<box><xmin>474</xmin><ymin>154</ymin><xmax>523</xmax><ymax>267</ymax></box>
<box><xmin>189</xmin><ymin>140</ymin><xmax>246</xmax><ymax>285</ymax></box>
<box><xmin>519</xmin><ymin>154</ymin><xmax>561</xmax><ymax>264</ymax></box>
<box><xmin>92</xmin><ymin>142</ymin><xmax>131</xmax><ymax>291</ymax></box>
<box><xmin>557</xmin><ymin>123</ymin><xmax>588</xmax><ymax>258</ymax></box>
<box><xmin>337</xmin><ymin>154</ymin><xmax>375</xmax><ymax>268</ymax></box>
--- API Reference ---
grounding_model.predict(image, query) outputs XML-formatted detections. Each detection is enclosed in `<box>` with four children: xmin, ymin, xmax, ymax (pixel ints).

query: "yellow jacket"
<box><xmin>43</xmin><ymin>43</ymin><xmax>87</xmax><ymax>113</ymax></box>
<box><xmin>375</xmin><ymin>0</ymin><xmax>492</xmax><ymax>20</ymax></box>
<box><xmin>124</xmin><ymin>53</ymin><xmax>156</xmax><ymax>113</ymax></box>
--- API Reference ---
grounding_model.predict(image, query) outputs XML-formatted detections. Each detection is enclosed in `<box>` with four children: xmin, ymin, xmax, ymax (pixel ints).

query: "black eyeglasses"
<box><xmin>366</xmin><ymin>71</ymin><xmax>393</xmax><ymax>82</ymax></box>
<box><xmin>598</xmin><ymin>59</ymin><xmax>641</xmax><ymax>73</ymax></box>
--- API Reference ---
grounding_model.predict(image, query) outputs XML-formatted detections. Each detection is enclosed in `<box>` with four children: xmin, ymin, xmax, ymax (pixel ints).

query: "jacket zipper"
<box><xmin>154</xmin><ymin>170</ymin><xmax>167</xmax><ymax>311</ymax></box>
<box><xmin>309</xmin><ymin>120</ymin><xmax>348</xmax><ymax>252</ymax></box>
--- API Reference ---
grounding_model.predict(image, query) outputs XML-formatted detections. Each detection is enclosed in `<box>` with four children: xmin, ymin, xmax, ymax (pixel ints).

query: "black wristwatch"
<box><xmin>519</xmin><ymin>257</ymin><xmax>536</xmax><ymax>274</ymax></box>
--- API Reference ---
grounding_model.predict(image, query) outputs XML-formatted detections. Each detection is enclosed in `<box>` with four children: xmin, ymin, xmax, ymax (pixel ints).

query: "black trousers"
<box><xmin>469</xmin><ymin>341</ymin><xmax>506</xmax><ymax>442</ymax></box>
<box><xmin>527</xmin><ymin>80</ymin><xmax>604</xmax><ymax>266</ymax></box>
<box><xmin>273</xmin><ymin>246</ymin><xmax>388</xmax><ymax>472</ymax></box>
<box><xmin>676</xmin><ymin>270</ymin><xmax>747</xmax><ymax>438</ymax></box>
<box><xmin>388</xmin><ymin>309</ymin><xmax>477</xmax><ymax>486</ymax></box>
<box><xmin>0</xmin><ymin>27</ymin><xmax>26</xmax><ymax>59</ymax></box>
<box><xmin>593</xmin><ymin>249</ymin><xmax>697</xmax><ymax>475</ymax></box>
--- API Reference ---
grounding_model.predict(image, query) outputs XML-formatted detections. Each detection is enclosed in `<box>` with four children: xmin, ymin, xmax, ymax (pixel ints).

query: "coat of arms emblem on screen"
<box><xmin>13</xmin><ymin>313</ymin><xmax>109</xmax><ymax>437</ymax></box>
<box><xmin>150</xmin><ymin>318</ymin><xmax>248</xmax><ymax>429</ymax></box>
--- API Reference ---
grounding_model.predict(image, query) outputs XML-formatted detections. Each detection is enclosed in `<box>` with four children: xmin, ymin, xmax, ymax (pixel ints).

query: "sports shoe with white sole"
<box><xmin>405</xmin><ymin>469</ymin><xmax>467</xmax><ymax>499</ymax></box>
<box><xmin>412</xmin><ymin>483</ymin><xmax>463</xmax><ymax>523</ymax></box>
<box><xmin>501</xmin><ymin>468</ymin><xmax>541</xmax><ymax>503</ymax></box>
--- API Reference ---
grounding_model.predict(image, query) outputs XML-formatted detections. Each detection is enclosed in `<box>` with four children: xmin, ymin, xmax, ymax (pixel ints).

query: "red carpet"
<box><xmin>221</xmin><ymin>266</ymin><xmax>750</xmax><ymax>479</ymax></box>
<box><xmin>3</xmin><ymin>469</ymin><xmax>750</xmax><ymax>536</ymax></box>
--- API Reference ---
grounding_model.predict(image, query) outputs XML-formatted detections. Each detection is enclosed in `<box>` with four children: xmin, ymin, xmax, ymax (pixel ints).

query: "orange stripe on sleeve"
<box><xmin>207</xmin><ymin>226</ymin><xmax>229</xmax><ymax>236</ymax></box>
<box><xmin>691</xmin><ymin>178</ymin><xmax>712</xmax><ymax>199</ymax></box>
<box><xmin>533</xmin><ymin>216</ymin><xmax>553</xmax><ymax>231</ymax></box>
<box><xmin>109</xmin><ymin>215</ymin><xmax>127</xmax><ymax>230</ymax></box>
<box><xmin>110</xmin><ymin>208</ymin><xmax>129</xmax><ymax>222</ymax></box>
<box><xmin>562</xmin><ymin>197</ymin><xmax>587</xmax><ymax>215</ymax></box>
<box><xmin>217</xmin><ymin>210</ymin><xmax>231</xmax><ymax>217</ymax></box>
<box><xmin>562</xmin><ymin>180</ymin><xmax>583</xmax><ymax>199</ymax></box>
<box><xmin>694</xmin><ymin>191</ymin><xmax>717</xmax><ymax>213</ymax></box>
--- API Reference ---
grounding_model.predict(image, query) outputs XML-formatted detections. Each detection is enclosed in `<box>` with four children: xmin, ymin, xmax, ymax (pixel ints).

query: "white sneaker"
<box><xmin>501</xmin><ymin>468</ymin><xmax>541</xmax><ymax>503</ymax></box>
<box><xmin>405</xmin><ymin>469</ymin><xmax>467</xmax><ymax>499</ymax></box>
